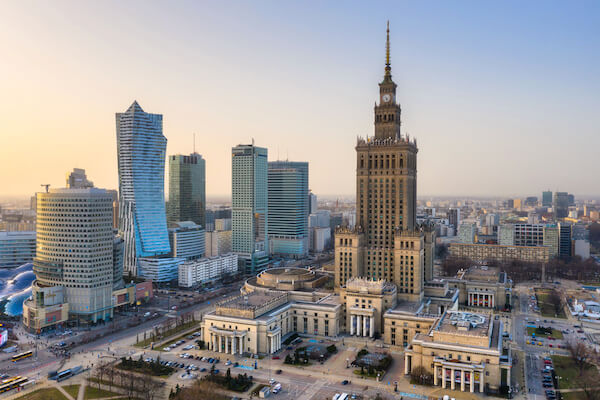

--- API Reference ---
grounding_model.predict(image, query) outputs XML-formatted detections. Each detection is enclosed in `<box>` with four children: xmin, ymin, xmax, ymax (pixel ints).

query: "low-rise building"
<box><xmin>404</xmin><ymin>311</ymin><xmax>512</xmax><ymax>394</ymax></box>
<box><xmin>449</xmin><ymin>243</ymin><xmax>549</xmax><ymax>263</ymax></box>
<box><xmin>178</xmin><ymin>253</ymin><xmax>238</xmax><ymax>287</ymax></box>
<box><xmin>444</xmin><ymin>266</ymin><xmax>512</xmax><ymax>310</ymax></box>
<box><xmin>0</xmin><ymin>231</ymin><xmax>36</xmax><ymax>268</ymax></box>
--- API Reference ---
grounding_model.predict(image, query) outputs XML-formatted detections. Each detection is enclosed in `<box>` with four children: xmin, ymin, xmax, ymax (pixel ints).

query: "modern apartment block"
<box><xmin>449</xmin><ymin>243</ymin><xmax>550</xmax><ymax>263</ymax></box>
<box><xmin>24</xmin><ymin>188</ymin><xmax>115</xmax><ymax>329</ymax></box>
<box><xmin>267</xmin><ymin>161</ymin><xmax>309</xmax><ymax>258</ymax></box>
<box><xmin>0</xmin><ymin>231</ymin><xmax>36</xmax><ymax>268</ymax></box>
<box><xmin>116</xmin><ymin>101</ymin><xmax>172</xmax><ymax>277</ymax></box>
<box><xmin>457</xmin><ymin>223</ymin><xmax>477</xmax><ymax>244</ymax></box>
<box><xmin>167</xmin><ymin>153</ymin><xmax>206</xmax><ymax>228</ymax></box>
<box><xmin>178</xmin><ymin>253</ymin><xmax>238</xmax><ymax>287</ymax></box>
<box><xmin>232</xmin><ymin>143</ymin><xmax>269</xmax><ymax>273</ymax></box>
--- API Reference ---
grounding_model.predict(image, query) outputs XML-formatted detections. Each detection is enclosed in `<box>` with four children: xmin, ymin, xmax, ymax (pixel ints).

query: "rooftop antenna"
<box><xmin>40</xmin><ymin>184</ymin><xmax>50</xmax><ymax>193</ymax></box>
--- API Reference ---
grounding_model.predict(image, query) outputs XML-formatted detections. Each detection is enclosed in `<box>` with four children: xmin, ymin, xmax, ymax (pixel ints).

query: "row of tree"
<box><xmin>92</xmin><ymin>361</ymin><xmax>164</xmax><ymax>400</ymax></box>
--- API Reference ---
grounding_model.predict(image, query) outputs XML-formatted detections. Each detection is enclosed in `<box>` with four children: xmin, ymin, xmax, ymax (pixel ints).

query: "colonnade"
<box><xmin>350</xmin><ymin>314</ymin><xmax>374</xmax><ymax>337</ymax></box>
<box><xmin>468</xmin><ymin>292</ymin><xmax>494</xmax><ymax>308</ymax></box>
<box><xmin>435</xmin><ymin>365</ymin><xmax>483</xmax><ymax>393</ymax></box>
<box><xmin>210</xmin><ymin>333</ymin><xmax>245</xmax><ymax>355</ymax></box>
<box><xmin>268</xmin><ymin>332</ymin><xmax>281</xmax><ymax>354</ymax></box>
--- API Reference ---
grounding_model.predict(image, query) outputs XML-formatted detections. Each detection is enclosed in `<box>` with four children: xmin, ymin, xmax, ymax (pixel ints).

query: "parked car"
<box><xmin>341</xmin><ymin>380</ymin><xmax>349</xmax><ymax>385</ymax></box>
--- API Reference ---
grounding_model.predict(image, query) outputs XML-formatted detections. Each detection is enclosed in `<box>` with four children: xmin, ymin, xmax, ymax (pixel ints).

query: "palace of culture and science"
<box><xmin>197</xmin><ymin>24</ymin><xmax>512</xmax><ymax>393</ymax></box>
<box><xmin>334</xmin><ymin>23</ymin><xmax>435</xmax><ymax>301</ymax></box>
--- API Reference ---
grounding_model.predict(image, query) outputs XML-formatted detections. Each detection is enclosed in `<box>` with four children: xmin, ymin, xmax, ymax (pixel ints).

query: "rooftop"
<box><xmin>436</xmin><ymin>311</ymin><xmax>490</xmax><ymax>336</ymax></box>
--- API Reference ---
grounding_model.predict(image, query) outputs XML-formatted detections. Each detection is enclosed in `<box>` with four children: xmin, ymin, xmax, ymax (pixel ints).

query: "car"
<box><xmin>286</xmin><ymin>346</ymin><xmax>293</xmax><ymax>350</ymax></box>
<box><xmin>163</xmin><ymin>347</ymin><xmax>171</xmax><ymax>351</ymax></box>
<box><xmin>214</xmin><ymin>359</ymin><xmax>220</xmax><ymax>364</ymax></box>
<box><xmin>342</xmin><ymin>380</ymin><xmax>349</xmax><ymax>385</ymax></box>
<box><xmin>270</xmin><ymin>378</ymin><xmax>276</xmax><ymax>385</ymax></box>
<box><xmin>272</xmin><ymin>356</ymin><xmax>280</xmax><ymax>360</ymax></box>
<box><xmin>549</xmin><ymin>344</ymin><xmax>553</xmax><ymax>348</ymax></box>
<box><xmin>200</xmin><ymin>368</ymin><xmax>207</xmax><ymax>372</ymax></box>
<box><xmin>538</xmin><ymin>342</ymin><xmax>543</xmax><ymax>346</ymax></box>
<box><xmin>214</xmin><ymin>369</ymin><xmax>220</xmax><ymax>374</ymax></box>
<box><xmin>187</xmin><ymin>335</ymin><xmax>195</xmax><ymax>340</ymax></box>
<box><xmin>226</xmin><ymin>361</ymin><xmax>232</xmax><ymax>366</ymax></box>
<box><xmin>276</xmin><ymin>369</ymin><xmax>282</xmax><ymax>374</ymax></box>
<box><xmin>143</xmin><ymin>312</ymin><xmax>151</xmax><ymax>317</ymax></box>
<box><xmin>543</xmin><ymin>383</ymin><xmax>554</xmax><ymax>388</ymax></box>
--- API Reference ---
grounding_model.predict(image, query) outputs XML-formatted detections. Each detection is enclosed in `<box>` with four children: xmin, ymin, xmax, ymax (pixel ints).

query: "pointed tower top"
<box><xmin>126</xmin><ymin>100</ymin><xmax>144</xmax><ymax>113</ymax></box>
<box><xmin>385</xmin><ymin>21</ymin><xmax>391</xmax><ymax>77</ymax></box>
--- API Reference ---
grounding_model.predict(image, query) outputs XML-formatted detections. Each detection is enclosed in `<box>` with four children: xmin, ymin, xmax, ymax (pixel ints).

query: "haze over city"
<box><xmin>1</xmin><ymin>1</ymin><xmax>599</xmax><ymax>199</ymax></box>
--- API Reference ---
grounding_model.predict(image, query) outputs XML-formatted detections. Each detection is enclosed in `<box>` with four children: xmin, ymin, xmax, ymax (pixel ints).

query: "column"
<box><xmin>461</xmin><ymin>370</ymin><xmax>465</xmax><ymax>392</ymax></box>
<box><xmin>433</xmin><ymin>366</ymin><xmax>438</xmax><ymax>386</ymax></box>
<box><xmin>470</xmin><ymin>370</ymin><xmax>474</xmax><ymax>393</ymax></box>
<box><xmin>210</xmin><ymin>333</ymin><xmax>214</xmax><ymax>350</ymax></box>
<box><xmin>491</xmin><ymin>294</ymin><xmax>494</xmax><ymax>308</ymax></box>
<box><xmin>451</xmin><ymin>368</ymin><xmax>455</xmax><ymax>390</ymax></box>
<box><xmin>363</xmin><ymin>315</ymin><xmax>367</xmax><ymax>337</ymax></box>
<box><xmin>350</xmin><ymin>315</ymin><xmax>355</xmax><ymax>336</ymax></box>
<box><xmin>370</xmin><ymin>316</ymin><xmax>374</xmax><ymax>338</ymax></box>
<box><xmin>226</xmin><ymin>337</ymin><xmax>230</xmax><ymax>354</ymax></box>
<box><xmin>468</xmin><ymin>293</ymin><xmax>471</xmax><ymax>306</ymax></box>
<box><xmin>480</xmin><ymin>370</ymin><xmax>484</xmax><ymax>393</ymax></box>
<box><xmin>232</xmin><ymin>336</ymin><xmax>236</xmax><ymax>355</ymax></box>
<box><xmin>442</xmin><ymin>368</ymin><xmax>447</xmax><ymax>389</ymax></box>
<box><xmin>356</xmin><ymin>316</ymin><xmax>361</xmax><ymax>336</ymax></box>
<box><xmin>506</xmin><ymin>368</ymin><xmax>510</xmax><ymax>388</ymax></box>
<box><xmin>404</xmin><ymin>354</ymin><xmax>409</xmax><ymax>374</ymax></box>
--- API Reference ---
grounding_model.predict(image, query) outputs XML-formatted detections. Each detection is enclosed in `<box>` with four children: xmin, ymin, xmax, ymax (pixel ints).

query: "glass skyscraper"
<box><xmin>232</xmin><ymin>143</ymin><xmax>269</xmax><ymax>274</ymax></box>
<box><xmin>267</xmin><ymin>161</ymin><xmax>309</xmax><ymax>258</ymax></box>
<box><xmin>167</xmin><ymin>153</ymin><xmax>206</xmax><ymax>228</ymax></box>
<box><xmin>116</xmin><ymin>101</ymin><xmax>172</xmax><ymax>276</ymax></box>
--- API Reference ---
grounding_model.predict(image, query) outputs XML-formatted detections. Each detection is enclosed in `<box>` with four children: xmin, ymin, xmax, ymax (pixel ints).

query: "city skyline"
<box><xmin>1</xmin><ymin>1</ymin><xmax>599</xmax><ymax>199</ymax></box>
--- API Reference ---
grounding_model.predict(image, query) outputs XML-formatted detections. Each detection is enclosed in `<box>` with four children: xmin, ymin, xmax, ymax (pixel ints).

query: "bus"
<box><xmin>11</xmin><ymin>351</ymin><xmax>33</xmax><ymax>362</ymax></box>
<box><xmin>0</xmin><ymin>377</ymin><xmax>28</xmax><ymax>393</ymax></box>
<box><xmin>56</xmin><ymin>369</ymin><xmax>73</xmax><ymax>382</ymax></box>
<box><xmin>19</xmin><ymin>380</ymin><xmax>36</xmax><ymax>390</ymax></box>
<box><xmin>1</xmin><ymin>376</ymin><xmax>22</xmax><ymax>385</ymax></box>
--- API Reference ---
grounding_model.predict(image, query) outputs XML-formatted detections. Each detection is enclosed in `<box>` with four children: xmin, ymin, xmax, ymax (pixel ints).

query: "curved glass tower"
<box><xmin>117</xmin><ymin>101</ymin><xmax>171</xmax><ymax>276</ymax></box>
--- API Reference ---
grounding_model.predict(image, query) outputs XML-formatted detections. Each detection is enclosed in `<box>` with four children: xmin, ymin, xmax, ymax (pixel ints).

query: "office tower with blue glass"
<box><xmin>116</xmin><ymin>101</ymin><xmax>175</xmax><ymax>278</ymax></box>
<box><xmin>232</xmin><ymin>143</ymin><xmax>269</xmax><ymax>273</ymax></box>
<box><xmin>167</xmin><ymin>153</ymin><xmax>206</xmax><ymax>228</ymax></box>
<box><xmin>268</xmin><ymin>161</ymin><xmax>309</xmax><ymax>259</ymax></box>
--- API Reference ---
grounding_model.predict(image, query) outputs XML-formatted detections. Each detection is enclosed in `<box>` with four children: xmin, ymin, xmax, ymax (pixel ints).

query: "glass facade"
<box><xmin>116</xmin><ymin>101</ymin><xmax>171</xmax><ymax>276</ymax></box>
<box><xmin>0</xmin><ymin>231</ymin><xmax>36</xmax><ymax>268</ymax></box>
<box><xmin>232</xmin><ymin>144</ymin><xmax>269</xmax><ymax>273</ymax></box>
<box><xmin>167</xmin><ymin>153</ymin><xmax>206</xmax><ymax>228</ymax></box>
<box><xmin>267</xmin><ymin>161</ymin><xmax>309</xmax><ymax>258</ymax></box>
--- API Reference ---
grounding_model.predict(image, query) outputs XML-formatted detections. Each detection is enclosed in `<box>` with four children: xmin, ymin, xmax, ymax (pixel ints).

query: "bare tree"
<box><xmin>580</xmin><ymin>368</ymin><xmax>600</xmax><ymax>400</ymax></box>
<box><xmin>548</xmin><ymin>289</ymin><xmax>564</xmax><ymax>317</ymax></box>
<box><xmin>567</xmin><ymin>340</ymin><xmax>594</xmax><ymax>375</ymax></box>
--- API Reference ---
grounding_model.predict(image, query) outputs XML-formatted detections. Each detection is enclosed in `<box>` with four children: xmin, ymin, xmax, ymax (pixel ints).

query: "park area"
<box><xmin>535</xmin><ymin>288</ymin><xmax>567</xmax><ymax>319</ymax></box>
<box><xmin>552</xmin><ymin>355</ymin><xmax>600</xmax><ymax>399</ymax></box>
<box><xmin>527</xmin><ymin>326</ymin><xmax>563</xmax><ymax>339</ymax></box>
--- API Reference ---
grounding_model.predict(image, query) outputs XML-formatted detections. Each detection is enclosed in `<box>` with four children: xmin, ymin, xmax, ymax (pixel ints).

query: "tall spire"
<box><xmin>385</xmin><ymin>21</ymin><xmax>391</xmax><ymax>77</ymax></box>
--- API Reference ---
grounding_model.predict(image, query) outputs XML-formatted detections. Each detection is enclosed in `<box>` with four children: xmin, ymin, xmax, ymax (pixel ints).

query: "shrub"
<box><xmin>326</xmin><ymin>345</ymin><xmax>337</xmax><ymax>354</ymax></box>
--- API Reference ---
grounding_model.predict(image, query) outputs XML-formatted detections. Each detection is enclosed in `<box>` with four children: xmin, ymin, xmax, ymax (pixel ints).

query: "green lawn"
<box><xmin>535</xmin><ymin>290</ymin><xmax>567</xmax><ymax>319</ymax></box>
<box><xmin>15</xmin><ymin>388</ymin><xmax>69</xmax><ymax>400</ymax></box>
<box><xmin>551</xmin><ymin>355</ymin><xmax>600</xmax><ymax>390</ymax></box>
<box><xmin>84</xmin><ymin>386</ymin><xmax>121</xmax><ymax>399</ymax></box>
<box><xmin>526</xmin><ymin>326</ymin><xmax>563</xmax><ymax>339</ymax></box>
<box><xmin>62</xmin><ymin>384</ymin><xmax>81</xmax><ymax>399</ymax></box>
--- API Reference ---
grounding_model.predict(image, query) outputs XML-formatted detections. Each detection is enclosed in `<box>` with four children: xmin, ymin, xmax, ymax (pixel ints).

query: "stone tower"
<box><xmin>335</xmin><ymin>23</ymin><xmax>426</xmax><ymax>302</ymax></box>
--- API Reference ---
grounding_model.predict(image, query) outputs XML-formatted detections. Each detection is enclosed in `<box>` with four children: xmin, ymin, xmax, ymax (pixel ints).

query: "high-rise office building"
<box><xmin>0</xmin><ymin>231</ymin><xmax>36</xmax><ymax>268</ymax></box>
<box><xmin>542</xmin><ymin>191</ymin><xmax>553</xmax><ymax>207</ymax></box>
<box><xmin>66</xmin><ymin>168</ymin><xmax>94</xmax><ymax>189</ymax></box>
<box><xmin>554</xmin><ymin>192</ymin><xmax>569</xmax><ymax>219</ymax></box>
<box><xmin>447</xmin><ymin>208</ymin><xmax>460</xmax><ymax>229</ymax></box>
<box><xmin>168</xmin><ymin>221</ymin><xmax>205</xmax><ymax>260</ymax></box>
<box><xmin>267</xmin><ymin>161</ymin><xmax>309</xmax><ymax>258</ymax></box>
<box><xmin>558</xmin><ymin>223</ymin><xmax>572</xmax><ymax>257</ymax></box>
<box><xmin>167</xmin><ymin>153</ymin><xmax>206</xmax><ymax>228</ymax></box>
<box><xmin>26</xmin><ymin>188</ymin><xmax>114</xmax><ymax>325</ymax></box>
<box><xmin>232</xmin><ymin>143</ymin><xmax>269</xmax><ymax>273</ymax></box>
<box><xmin>308</xmin><ymin>191</ymin><xmax>318</xmax><ymax>214</ymax></box>
<box><xmin>543</xmin><ymin>224</ymin><xmax>559</xmax><ymax>258</ymax></box>
<box><xmin>334</xmin><ymin>24</ymin><xmax>430</xmax><ymax>301</ymax></box>
<box><xmin>116</xmin><ymin>101</ymin><xmax>172</xmax><ymax>276</ymax></box>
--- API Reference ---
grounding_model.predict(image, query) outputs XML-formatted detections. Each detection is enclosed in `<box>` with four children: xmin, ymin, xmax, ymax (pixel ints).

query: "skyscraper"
<box><xmin>25</xmin><ymin>187</ymin><xmax>114</xmax><ymax>328</ymax></box>
<box><xmin>267</xmin><ymin>161</ymin><xmax>309</xmax><ymax>258</ymax></box>
<box><xmin>554</xmin><ymin>192</ymin><xmax>569</xmax><ymax>219</ymax></box>
<box><xmin>116</xmin><ymin>101</ymin><xmax>171</xmax><ymax>276</ymax></box>
<box><xmin>558</xmin><ymin>222</ymin><xmax>572</xmax><ymax>257</ymax></box>
<box><xmin>334</xmin><ymin>23</ymin><xmax>430</xmax><ymax>301</ymax></box>
<box><xmin>66</xmin><ymin>168</ymin><xmax>94</xmax><ymax>188</ymax></box>
<box><xmin>542</xmin><ymin>191</ymin><xmax>553</xmax><ymax>207</ymax></box>
<box><xmin>167</xmin><ymin>153</ymin><xmax>206</xmax><ymax>228</ymax></box>
<box><xmin>232</xmin><ymin>143</ymin><xmax>269</xmax><ymax>273</ymax></box>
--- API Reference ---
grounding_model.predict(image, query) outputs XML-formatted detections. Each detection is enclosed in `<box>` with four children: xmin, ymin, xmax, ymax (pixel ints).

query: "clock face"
<box><xmin>382</xmin><ymin>94</ymin><xmax>391</xmax><ymax>103</ymax></box>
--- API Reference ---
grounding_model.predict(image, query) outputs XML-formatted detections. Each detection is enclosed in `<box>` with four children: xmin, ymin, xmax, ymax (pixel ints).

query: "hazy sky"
<box><xmin>1</xmin><ymin>1</ymin><xmax>599</xmax><ymax>199</ymax></box>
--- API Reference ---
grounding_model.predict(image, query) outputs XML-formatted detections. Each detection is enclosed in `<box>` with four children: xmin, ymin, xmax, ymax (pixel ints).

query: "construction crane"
<box><xmin>40</xmin><ymin>184</ymin><xmax>50</xmax><ymax>193</ymax></box>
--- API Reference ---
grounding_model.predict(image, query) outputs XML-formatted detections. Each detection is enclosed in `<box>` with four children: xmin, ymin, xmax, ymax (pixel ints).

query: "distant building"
<box><xmin>447</xmin><ymin>208</ymin><xmax>460</xmax><ymax>230</ymax></box>
<box><xmin>308</xmin><ymin>190</ymin><xmax>318</xmax><ymax>214</ymax></box>
<box><xmin>167</xmin><ymin>153</ymin><xmax>206</xmax><ymax>228</ymax></box>
<box><xmin>66</xmin><ymin>168</ymin><xmax>94</xmax><ymax>189</ymax></box>
<box><xmin>311</xmin><ymin>227</ymin><xmax>331</xmax><ymax>252</ymax></box>
<box><xmin>543</xmin><ymin>225</ymin><xmax>559</xmax><ymax>258</ymax></box>
<box><xmin>449</xmin><ymin>243</ymin><xmax>549</xmax><ymax>263</ymax></box>
<box><xmin>542</xmin><ymin>191</ymin><xmax>553</xmax><ymax>207</ymax></box>
<box><xmin>0</xmin><ymin>231</ymin><xmax>36</xmax><ymax>268</ymax></box>
<box><xmin>558</xmin><ymin>223</ymin><xmax>572</xmax><ymax>257</ymax></box>
<box><xmin>215</xmin><ymin>218</ymin><xmax>232</xmax><ymax>231</ymax></box>
<box><xmin>574</xmin><ymin>240</ymin><xmax>590</xmax><ymax>259</ymax></box>
<box><xmin>525</xmin><ymin>196</ymin><xmax>538</xmax><ymax>206</ymax></box>
<box><xmin>205</xmin><ymin>230</ymin><xmax>232</xmax><ymax>257</ymax></box>
<box><xmin>267</xmin><ymin>161</ymin><xmax>309</xmax><ymax>259</ymax></box>
<box><xmin>498</xmin><ymin>225</ymin><xmax>515</xmax><ymax>246</ymax></box>
<box><xmin>178</xmin><ymin>253</ymin><xmax>238</xmax><ymax>288</ymax></box>
<box><xmin>554</xmin><ymin>192</ymin><xmax>570</xmax><ymax>219</ymax></box>
<box><xmin>168</xmin><ymin>221</ymin><xmax>205</xmax><ymax>260</ymax></box>
<box><xmin>232</xmin><ymin>143</ymin><xmax>269</xmax><ymax>273</ymax></box>
<box><xmin>457</xmin><ymin>223</ymin><xmax>476</xmax><ymax>244</ymax></box>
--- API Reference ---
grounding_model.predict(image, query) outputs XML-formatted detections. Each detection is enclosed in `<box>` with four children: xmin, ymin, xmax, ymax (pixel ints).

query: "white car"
<box><xmin>163</xmin><ymin>347</ymin><xmax>171</xmax><ymax>351</ymax></box>
<box><xmin>183</xmin><ymin>345</ymin><xmax>194</xmax><ymax>350</ymax></box>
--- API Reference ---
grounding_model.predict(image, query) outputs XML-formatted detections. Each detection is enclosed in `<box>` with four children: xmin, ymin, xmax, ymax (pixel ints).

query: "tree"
<box><xmin>580</xmin><ymin>368</ymin><xmax>600</xmax><ymax>400</ymax></box>
<box><xmin>548</xmin><ymin>289</ymin><xmax>564</xmax><ymax>317</ymax></box>
<box><xmin>567</xmin><ymin>340</ymin><xmax>594</xmax><ymax>375</ymax></box>
<box><xmin>410</xmin><ymin>365</ymin><xmax>433</xmax><ymax>386</ymax></box>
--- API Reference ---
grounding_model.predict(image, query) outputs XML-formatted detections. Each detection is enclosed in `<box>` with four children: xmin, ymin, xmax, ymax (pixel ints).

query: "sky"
<box><xmin>0</xmin><ymin>1</ymin><xmax>599</xmax><ymax>200</ymax></box>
